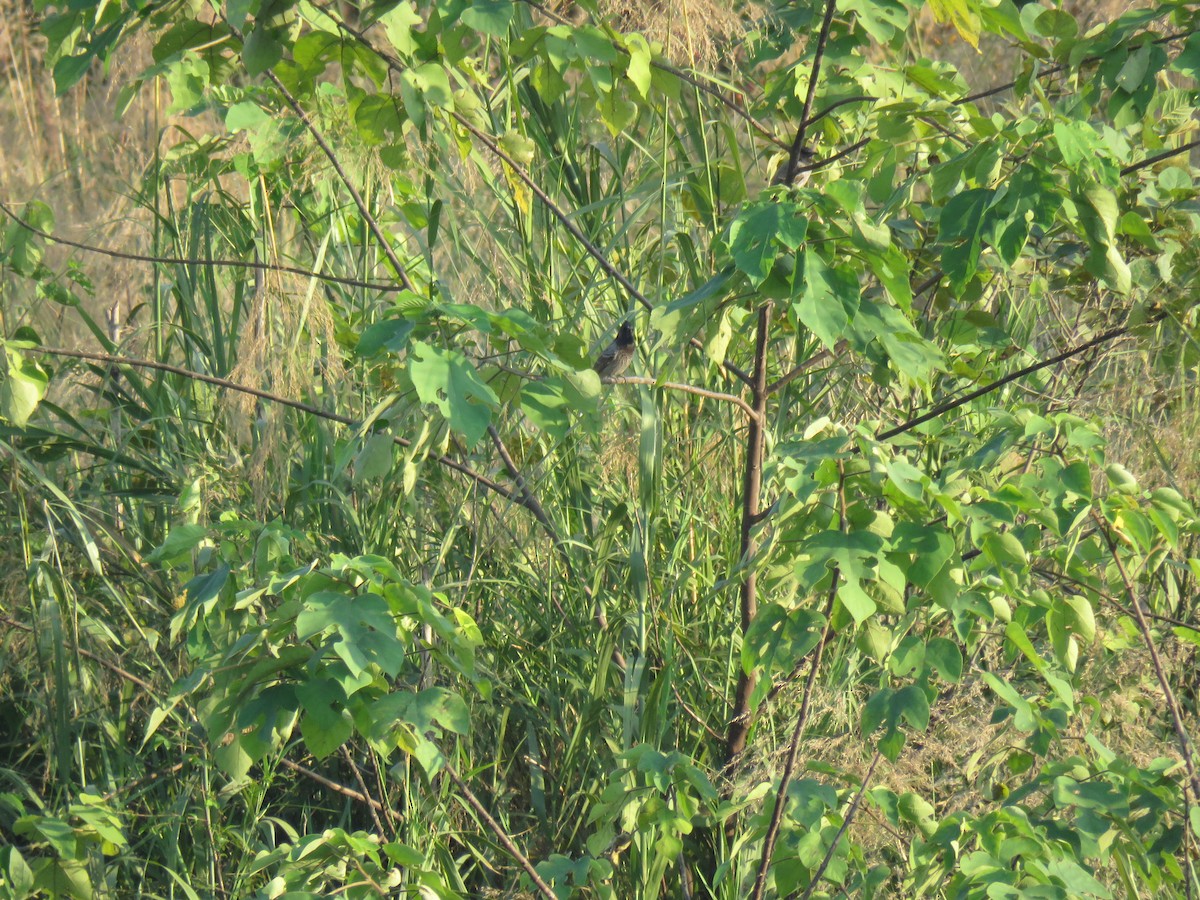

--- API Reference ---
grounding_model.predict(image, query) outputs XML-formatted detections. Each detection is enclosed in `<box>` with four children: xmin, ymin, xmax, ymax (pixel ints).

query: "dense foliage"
<box><xmin>2</xmin><ymin>0</ymin><xmax>1200</xmax><ymax>896</ymax></box>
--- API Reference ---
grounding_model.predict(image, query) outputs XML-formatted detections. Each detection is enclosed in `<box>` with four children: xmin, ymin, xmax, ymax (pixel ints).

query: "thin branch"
<box><xmin>1121</xmin><ymin>138</ymin><xmax>1200</xmax><ymax>177</ymax></box>
<box><xmin>0</xmin><ymin>199</ymin><xmax>404</xmax><ymax>293</ymax></box>
<box><xmin>280</xmin><ymin>758</ymin><xmax>385</xmax><ymax>812</ymax></box>
<box><xmin>876</xmin><ymin>317</ymin><xmax>1162</xmax><ymax>441</ymax></box>
<box><xmin>328</xmin><ymin>10</ymin><xmax>754</xmax><ymax>387</ymax></box>
<box><xmin>766</xmin><ymin>340</ymin><xmax>845</xmax><ymax>395</ymax></box>
<box><xmin>0</xmin><ymin>614</ymin><xmax>157</xmax><ymax>694</ymax></box>
<box><xmin>781</xmin><ymin>0</ymin><xmax>839</xmax><ymax>186</ymax></box>
<box><xmin>340</xmin><ymin>745</ymin><xmax>389</xmax><ymax>836</ymax></box>
<box><xmin>444</xmin><ymin>762</ymin><xmax>559</xmax><ymax>900</ymax></box>
<box><xmin>35</xmin><ymin>346</ymin><xmax>525</xmax><ymax>509</ymax></box>
<box><xmin>606</xmin><ymin>375</ymin><xmax>760</xmax><ymax>420</ymax></box>
<box><xmin>517</xmin><ymin>0</ymin><xmax>787</xmax><ymax>148</ymax></box>
<box><xmin>751</xmin><ymin>461</ymin><xmax>846</xmax><ymax>900</ymax></box>
<box><xmin>795</xmin><ymin>751</ymin><xmax>882</xmax><ymax>900</ymax></box>
<box><xmin>1091</xmin><ymin>510</ymin><xmax>1200</xmax><ymax>799</ymax></box>
<box><xmin>953</xmin><ymin>27</ymin><xmax>1197</xmax><ymax>108</ymax></box>
<box><xmin>219</xmin><ymin>16</ymin><xmax>416</xmax><ymax>292</ymax></box>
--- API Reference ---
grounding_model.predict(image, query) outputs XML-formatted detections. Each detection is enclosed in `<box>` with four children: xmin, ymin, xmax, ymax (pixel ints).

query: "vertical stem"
<box><xmin>725</xmin><ymin>303</ymin><xmax>772</xmax><ymax>767</ymax></box>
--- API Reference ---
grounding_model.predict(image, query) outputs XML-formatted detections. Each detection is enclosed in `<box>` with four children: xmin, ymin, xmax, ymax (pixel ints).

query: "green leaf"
<box><xmin>743</xmin><ymin>603</ymin><xmax>824</xmax><ymax>679</ymax></box>
<box><xmin>925</xmin><ymin>637</ymin><xmax>962</xmax><ymax>683</ymax></box>
<box><xmin>297</xmin><ymin>679</ymin><xmax>353</xmax><ymax>758</ymax></box>
<box><xmin>0</xmin><ymin>345</ymin><xmax>49</xmax><ymax>427</ymax></box>
<box><xmin>225</xmin><ymin>100</ymin><xmax>268</xmax><ymax>132</ymax></box>
<box><xmin>146</xmin><ymin>524</ymin><xmax>208</xmax><ymax>563</ymax></box>
<box><xmin>353</xmin><ymin>432</ymin><xmax>394</xmax><ymax>482</ymax></box>
<box><xmin>794</xmin><ymin>530</ymin><xmax>884</xmax><ymax>624</ymax></box>
<box><xmin>625</xmin><ymin>34</ymin><xmax>652</xmax><ymax>99</ymax></box>
<box><xmin>356</xmin><ymin>318</ymin><xmax>415</xmax><ymax>357</ymax></box>
<box><xmin>797</xmin><ymin>251</ymin><xmax>859</xmax><ymax>349</ymax></box>
<box><xmin>379</xmin><ymin>1</ymin><xmax>422</xmax><ymax>56</ymax></box>
<box><xmin>409</xmin><ymin>341</ymin><xmax>498</xmax><ymax>448</ymax></box>
<box><xmin>940</xmin><ymin>189</ymin><xmax>992</xmax><ymax>291</ymax></box>
<box><xmin>3</xmin><ymin>201</ymin><xmax>54</xmax><ymax>275</ymax></box>
<box><xmin>354</xmin><ymin>94</ymin><xmax>406</xmax><ymax>145</ymax></box>
<box><xmin>243</xmin><ymin>24</ymin><xmax>282</xmax><ymax>75</ymax></box>
<box><xmin>53</xmin><ymin>53</ymin><xmax>93</xmax><ymax>95</ymax></box>
<box><xmin>461</xmin><ymin>0</ymin><xmax>513</xmax><ymax>37</ymax></box>
<box><xmin>296</xmin><ymin>591</ymin><xmax>407</xmax><ymax>680</ymax></box>
<box><xmin>728</xmin><ymin>202</ymin><xmax>806</xmax><ymax>284</ymax></box>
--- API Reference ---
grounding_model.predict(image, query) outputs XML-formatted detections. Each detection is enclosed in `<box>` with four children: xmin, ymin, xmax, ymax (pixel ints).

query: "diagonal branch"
<box><xmin>220</xmin><ymin>16</ymin><xmax>416</xmax><ymax>292</ymax></box>
<box><xmin>751</xmin><ymin>462</ymin><xmax>845</xmax><ymax>900</ymax></box>
<box><xmin>1091</xmin><ymin>510</ymin><xmax>1200</xmax><ymax>799</ymax></box>
<box><xmin>35</xmin><ymin>346</ymin><xmax>525</xmax><ymax>508</ymax></box>
<box><xmin>796</xmin><ymin>750</ymin><xmax>882</xmax><ymax>900</ymax></box>
<box><xmin>444</xmin><ymin>761</ymin><xmax>559</xmax><ymax>900</ymax></box>
<box><xmin>0</xmin><ymin>199</ymin><xmax>405</xmax><ymax>293</ymax></box>
<box><xmin>876</xmin><ymin>316</ymin><xmax>1163</xmax><ymax>441</ymax></box>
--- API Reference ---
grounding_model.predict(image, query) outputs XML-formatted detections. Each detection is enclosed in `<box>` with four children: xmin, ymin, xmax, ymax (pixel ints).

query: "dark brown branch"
<box><xmin>340</xmin><ymin>745</ymin><xmax>389</xmax><ymax>836</ymax></box>
<box><xmin>724</xmin><ymin>303</ymin><xmax>772</xmax><ymax>771</ymax></box>
<box><xmin>280</xmin><ymin>758</ymin><xmax>386</xmax><ymax>812</ymax></box>
<box><xmin>0</xmin><ymin>614</ymin><xmax>157</xmax><ymax>695</ymax></box>
<box><xmin>795</xmin><ymin>750</ymin><xmax>882</xmax><ymax>900</ymax></box>
<box><xmin>876</xmin><ymin>316</ymin><xmax>1163</xmax><ymax>441</ymax></box>
<box><xmin>444</xmin><ymin>762</ymin><xmax>559</xmax><ymax>900</ymax></box>
<box><xmin>1121</xmin><ymin>138</ymin><xmax>1200</xmax><ymax>177</ymax></box>
<box><xmin>0</xmin><ymin>199</ymin><xmax>405</xmax><ymax>293</ymax></box>
<box><xmin>781</xmin><ymin>0</ymin><xmax>839</xmax><ymax>186</ymax></box>
<box><xmin>767</xmin><ymin>340</ymin><xmax>845</xmax><ymax>395</ymax></box>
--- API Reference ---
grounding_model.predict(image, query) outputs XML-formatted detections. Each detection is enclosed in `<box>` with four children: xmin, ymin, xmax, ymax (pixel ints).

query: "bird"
<box><xmin>592</xmin><ymin>321</ymin><xmax>636</xmax><ymax>378</ymax></box>
<box><xmin>771</xmin><ymin>146</ymin><xmax>817</xmax><ymax>188</ymax></box>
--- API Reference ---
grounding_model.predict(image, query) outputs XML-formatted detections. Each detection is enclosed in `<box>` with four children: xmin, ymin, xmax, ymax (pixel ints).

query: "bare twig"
<box><xmin>0</xmin><ymin>614</ymin><xmax>158</xmax><ymax>695</ymax></box>
<box><xmin>606</xmin><ymin>375</ymin><xmax>760</xmax><ymax>420</ymax></box>
<box><xmin>767</xmin><ymin>340</ymin><xmax>845</xmax><ymax>395</ymax></box>
<box><xmin>1121</xmin><ymin>138</ymin><xmax>1200</xmax><ymax>177</ymax></box>
<box><xmin>795</xmin><ymin>751</ymin><xmax>882</xmax><ymax>900</ymax></box>
<box><xmin>340</xmin><ymin>745</ymin><xmax>389</xmax><ymax>836</ymax></box>
<box><xmin>35</xmin><ymin>346</ymin><xmax>525</xmax><ymax>508</ymax></box>
<box><xmin>280</xmin><ymin>758</ymin><xmax>386</xmax><ymax>812</ymax></box>
<box><xmin>444</xmin><ymin>762</ymin><xmax>558</xmax><ymax>900</ymax></box>
<box><xmin>751</xmin><ymin>462</ymin><xmax>845</xmax><ymax>900</ymax></box>
<box><xmin>876</xmin><ymin>317</ymin><xmax>1163</xmax><ymax>441</ymax></box>
<box><xmin>1091</xmin><ymin>510</ymin><xmax>1200</xmax><ymax>799</ymax></box>
<box><xmin>0</xmin><ymin>199</ymin><xmax>405</xmax><ymax>293</ymax></box>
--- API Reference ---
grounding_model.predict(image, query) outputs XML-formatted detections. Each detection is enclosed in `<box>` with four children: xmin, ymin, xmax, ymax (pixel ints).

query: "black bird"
<box><xmin>593</xmin><ymin>321</ymin><xmax>636</xmax><ymax>378</ymax></box>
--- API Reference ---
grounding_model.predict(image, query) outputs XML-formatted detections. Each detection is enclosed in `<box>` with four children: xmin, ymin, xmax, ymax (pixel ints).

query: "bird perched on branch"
<box><xmin>593</xmin><ymin>321</ymin><xmax>635</xmax><ymax>378</ymax></box>
<box><xmin>772</xmin><ymin>145</ymin><xmax>817</xmax><ymax>188</ymax></box>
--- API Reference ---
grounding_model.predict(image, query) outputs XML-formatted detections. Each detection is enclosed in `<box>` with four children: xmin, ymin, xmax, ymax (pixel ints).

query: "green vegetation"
<box><xmin>2</xmin><ymin>0</ymin><xmax>1199</xmax><ymax>896</ymax></box>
